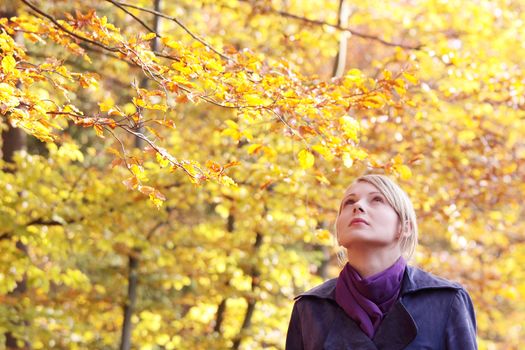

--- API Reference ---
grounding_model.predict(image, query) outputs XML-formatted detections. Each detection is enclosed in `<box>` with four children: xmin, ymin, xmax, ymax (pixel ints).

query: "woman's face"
<box><xmin>336</xmin><ymin>181</ymin><xmax>401</xmax><ymax>249</ymax></box>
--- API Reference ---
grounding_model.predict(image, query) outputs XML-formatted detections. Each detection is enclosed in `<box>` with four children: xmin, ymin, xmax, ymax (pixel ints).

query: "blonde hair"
<box><xmin>336</xmin><ymin>174</ymin><xmax>418</xmax><ymax>262</ymax></box>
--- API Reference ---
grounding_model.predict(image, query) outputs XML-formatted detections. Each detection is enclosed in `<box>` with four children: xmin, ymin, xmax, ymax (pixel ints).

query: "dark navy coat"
<box><xmin>286</xmin><ymin>266</ymin><xmax>477</xmax><ymax>350</ymax></box>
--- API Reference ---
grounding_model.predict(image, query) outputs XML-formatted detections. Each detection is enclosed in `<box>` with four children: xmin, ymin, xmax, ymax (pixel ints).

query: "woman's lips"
<box><xmin>350</xmin><ymin>218</ymin><xmax>369</xmax><ymax>226</ymax></box>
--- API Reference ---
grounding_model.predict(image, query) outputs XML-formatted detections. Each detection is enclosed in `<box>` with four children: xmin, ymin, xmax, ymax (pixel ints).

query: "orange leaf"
<box><xmin>122</xmin><ymin>176</ymin><xmax>138</xmax><ymax>190</ymax></box>
<box><xmin>111</xmin><ymin>157</ymin><xmax>124</xmax><ymax>168</ymax></box>
<box><xmin>176</xmin><ymin>94</ymin><xmax>189</xmax><ymax>104</ymax></box>
<box><xmin>138</xmin><ymin>185</ymin><xmax>156</xmax><ymax>196</ymax></box>
<box><xmin>223</xmin><ymin>161</ymin><xmax>241</xmax><ymax>169</ymax></box>
<box><xmin>206</xmin><ymin>160</ymin><xmax>222</xmax><ymax>173</ymax></box>
<box><xmin>153</xmin><ymin>119</ymin><xmax>176</xmax><ymax>128</ymax></box>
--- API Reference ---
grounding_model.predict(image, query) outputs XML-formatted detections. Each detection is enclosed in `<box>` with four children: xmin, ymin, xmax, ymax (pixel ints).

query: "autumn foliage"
<box><xmin>1</xmin><ymin>0</ymin><xmax>524</xmax><ymax>349</ymax></box>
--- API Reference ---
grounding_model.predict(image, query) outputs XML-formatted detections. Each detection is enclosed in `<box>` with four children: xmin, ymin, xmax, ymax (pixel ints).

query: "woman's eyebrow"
<box><xmin>343</xmin><ymin>191</ymin><xmax>382</xmax><ymax>199</ymax></box>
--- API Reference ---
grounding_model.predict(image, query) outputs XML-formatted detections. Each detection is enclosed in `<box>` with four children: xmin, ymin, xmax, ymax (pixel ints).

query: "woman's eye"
<box><xmin>344</xmin><ymin>199</ymin><xmax>355</xmax><ymax>206</ymax></box>
<box><xmin>373</xmin><ymin>196</ymin><xmax>384</xmax><ymax>202</ymax></box>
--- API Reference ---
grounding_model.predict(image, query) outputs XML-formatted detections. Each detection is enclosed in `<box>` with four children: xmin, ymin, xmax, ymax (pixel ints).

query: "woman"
<box><xmin>286</xmin><ymin>174</ymin><xmax>477</xmax><ymax>349</ymax></box>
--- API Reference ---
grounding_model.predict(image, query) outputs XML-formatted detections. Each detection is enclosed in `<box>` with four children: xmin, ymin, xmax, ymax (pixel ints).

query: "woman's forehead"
<box><xmin>343</xmin><ymin>181</ymin><xmax>380</xmax><ymax>197</ymax></box>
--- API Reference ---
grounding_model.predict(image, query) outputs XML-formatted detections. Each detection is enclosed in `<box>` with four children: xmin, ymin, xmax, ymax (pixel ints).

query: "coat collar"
<box><xmin>295</xmin><ymin>265</ymin><xmax>461</xmax><ymax>350</ymax></box>
<box><xmin>296</xmin><ymin>265</ymin><xmax>461</xmax><ymax>301</ymax></box>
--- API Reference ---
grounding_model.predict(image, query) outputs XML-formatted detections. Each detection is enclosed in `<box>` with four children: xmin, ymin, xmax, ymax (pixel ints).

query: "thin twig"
<box><xmin>106</xmin><ymin>0</ymin><xmax>158</xmax><ymax>35</ymax></box>
<box><xmin>105</xmin><ymin>127</ymin><xmax>132</xmax><ymax>173</ymax></box>
<box><xmin>119</xmin><ymin>125</ymin><xmax>198</xmax><ymax>180</ymax></box>
<box><xmin>267</xmin><ymin>108</ymin><xmax>308</xmax><ymax>146</ymax></box>
<box><xmin>106</xmin><ymin>0</ymin><xmax>232</xmax><ymax>61</ymax></box>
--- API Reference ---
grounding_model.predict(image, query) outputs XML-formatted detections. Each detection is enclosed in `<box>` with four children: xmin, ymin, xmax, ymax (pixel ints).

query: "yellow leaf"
<box><xmin>63</xmin><ymin>104</ymin><xmax>84</xmax><ymax>116</ymax></box>
<box><xmin>343</xmin><ymin>69</ymin><xmax>364</xmax><ymax>85</ymax></box>
<box><xmin>395</xmin><ymin>164</ymin><xmax>412</xmax><ymax>180</ymax></box>
<box><xmin>129</xmin><ymin>164</ymin><xmax>148</xmax><ymax>181</ymax></box>
<box><xmin>393</xmin><ymin>154</ymin><xmax>403</xmax><ymax>165</ymax></box>
<box><xmin>458</xmin><ymin>130</ymin><xmax>476</xmax><ymax>143</ymax></box>
<box><xmin>315</xmin><ymin>229</ymin><xmax>332</xmax><ymax>244</ymax></box>
<box><xmin>98</xmin><ymin>100</ymin><xmax>114</xmax><ymax>112</ymax></box>
<box><xmin>393</xmin><ymin>85</ymin><xmax>405</xmax><ymax>96</ymax></box>
<box><xmin>342</xmin><ymin>152</ymin><xmax>354</xmax><ymax>168</ymax></box>
<box><xmin>146</xmin><ymin>126</ymin><xmax>163</xmax><ymax>140</ymax></box>
<box><xmin>224</xmin><ymin>120</ymin><xmax>238</xmax><ymax>129</ymax></box>
<box><xmin>245</xmin><ymin>94</ymin><xmax>270</xmax><ymax>106</ymax></box>
<box><xmin>171</xmin><ymin>61</ymin><xmax>193</xmax><ymax>75</ymax></box>
<box><xmin>215</xmin><ymin>204</ymin><xmax>229</xmax><ymax>218</ymax></box>
<box><xmin>298</xmin><ymin>149</ymin><xmax>315</xmax><ymax>169</ymax></box>
<box><xmin>156</xmin><ymin>333</ymin><xmax>170</xmax><ymax>346</ymax></box>
<box><xmin>133</xmin><ymin>97</ymin><xmax>146</xmax><ymax>107</ymax></box>
<box><xmin>123</xmin><ymin>103</ymin><xmax>136</xmax><ymax>114</ymax></box>
<box><xmin>56</xmin><ymin>65</ymin><xmax>72</xmax><ymax>80</ymax></box>
<box><xmin>146</xmin><ymin>103</ymin><xmax>168</xmax><ymax>112</ymax></box>
<box><xmin>246</xmin><ymin>143</ymin><xmax>263</xmax><ymax>154</ymax></box>
<box><xmin>315</xmin><ymin>174</ymin><xmax>331</xmax><ymax>185</ymax></box>
<box><xmin>221</xmin><ymin>128</ymin><xmax>241</xmax><ymax>141</ymax></box>
<box><xmin>219</xmin><ymin>175</ymin><xmax>237</xmax><ymax>187</ymax></box>
<box><xmin>0</xmin><ymin>82</ymin><xmax>18</xmax><ymax>108</ymax></box>
<box><xmin>403</xmin><ymin>72</ymin><xmax>419</xmax><ymax>85</ymax></box>
<box><xmin>141</xmin><ymin>32</ymin><xmax>157</xmax><ymax>41</ymax></box>
<box><xmin>1</xmin><ymin>55</ymin><xmax>16</xmax><ymax>73</ymax></box>
<box><xmin>149</xmin><ymin>195</ymin><xmax>164</xmax><ymax>209</ymax></box>
<box><xmin>0</xmin><ymin>82</ymin><xmax>15</xmax><ymax>95</ymax></box>
<box><xmin>488</xmin><ymin>211</ymin><xmax>503</xmax><ymax>220</ymax></box>
<box><xmin>94</xmin><ymin>124</ymin><xmax>104</xmax><ymax>138</ymax></box>
<box><xmin>162</xmin><ymin>37</ymin><xmax>181</xmax><ymax>50</ymax></box>
<box><xmin>362</xmin><ymin>94</ymin><xmax>385</xmax><ymax>109</ymax></box>
<box><xmin>339</xmin><ymin>116</ymin><xmax>360</xmax><ymax>141</ymax></box>
<box><xmin>393</xmin><ymin>79</ymin><xmax>406</xmax><ymax>96</ymax></box>
<box><xmin>312</xmin><ymin>144</ymin><xmax>334</xmax><ymax>160</ymax></box>
<box><xmin>108</xmin><ymin>109</ymin><xmax>124</xmax><ymax>117</ymax></box>
<box><xmin>156</xmin><ymin>152</ymin><xmax>170</xmax><ymax>168</ymax></box>
<box><xmin>208</xmin><ymin>60</ymin><xmax>224</xmax><ymax>73</ymax></box>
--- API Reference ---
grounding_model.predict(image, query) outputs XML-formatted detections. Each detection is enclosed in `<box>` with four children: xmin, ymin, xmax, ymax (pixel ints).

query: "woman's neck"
<box><xmin>345</xmin><ymin>246</ymin><xmax>402</xmax><ymax>278</ymax></box>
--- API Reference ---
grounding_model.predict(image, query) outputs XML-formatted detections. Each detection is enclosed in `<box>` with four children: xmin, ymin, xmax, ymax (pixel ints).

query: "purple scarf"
<box><xmin>335</xmin><ymin>257</ymin><xmax>407</xmax><ymax>338</ymax></box>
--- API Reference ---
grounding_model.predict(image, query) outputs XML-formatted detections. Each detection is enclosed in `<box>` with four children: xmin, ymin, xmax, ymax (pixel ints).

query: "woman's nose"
<box><xmin>353</xmin><ymin>204</ymin><xmax>365</xmax><ymax>213</ymax></box>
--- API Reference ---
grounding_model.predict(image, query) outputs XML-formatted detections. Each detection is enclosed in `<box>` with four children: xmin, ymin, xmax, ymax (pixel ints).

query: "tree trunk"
<box><xmin>135</xmin><ymin>0</ymin><xmax>162</xmax><ymax>149</ymax></box>
<box><xmin>331</xmin><ymin>0</ymin><xmax>350</xmax><ymax>78</ymax></box>
<box><xmin>119</xmin><ymin>254</ymin><xmax>139</xmax><ymax>350</ymax></box>
<box><xmin>231</xmin><ymin>231</ymin><xmax>263</xmax><ymax>350</ymax></box>
<box><xmin>1</xmin><ymin>126</ymin><xmax>27</xmax><ymax>165</ymax></box>
<box><xmin>120</xmin><ymin>2</ymin><xmax>162</xmax><ymax>349</ymax></box>
<box><xmin>2</xmin><ymin>5</ymin><xmax>30</xmax><ymax>349</ymax></box>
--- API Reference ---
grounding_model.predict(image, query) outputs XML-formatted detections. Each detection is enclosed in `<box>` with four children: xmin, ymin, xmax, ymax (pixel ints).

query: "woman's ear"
<box><xmin>397</xmin><ymin>220</ymin><xmax>412</xmax><ymax>240</ymax></box>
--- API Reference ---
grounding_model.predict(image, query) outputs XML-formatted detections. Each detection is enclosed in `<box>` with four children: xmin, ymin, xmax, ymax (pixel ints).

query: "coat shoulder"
<box><xmin>294</xmin><ymin>278</ymin><xmax>337</xmax><ymax>301</ymax></box>
<box><xmin>403</xmin><ymin>265</ymin><xmax>464</xmax><ymax>294</ymax></box>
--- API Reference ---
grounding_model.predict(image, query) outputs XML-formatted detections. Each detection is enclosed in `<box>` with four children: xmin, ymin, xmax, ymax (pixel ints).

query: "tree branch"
<box><xmin>20</xmin><ymin>0</ymin><xmax>120</xmax><ymax>52</ymax></box>
<box><xmin>239</xmin><ymin>0</ymin><xmax>422</xmax><ymax>50</ymax></box>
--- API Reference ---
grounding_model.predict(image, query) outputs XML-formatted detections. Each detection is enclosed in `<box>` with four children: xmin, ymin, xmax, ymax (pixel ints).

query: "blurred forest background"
<box><xmin>0</xmin><ymin>0</ymin><xmax>524</xmax><ymax>349</ymax></box>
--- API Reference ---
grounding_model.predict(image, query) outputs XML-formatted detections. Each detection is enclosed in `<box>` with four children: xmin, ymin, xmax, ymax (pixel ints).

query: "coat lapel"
<box><xmin>323</xmin><ymin>307</ymin><xmax>378</xmax><ymax>350</ymax></box>
<box><xmin>372</xmin><ymin>300</ymin><xmax>417</xmax><ymax>350</ymax></box>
